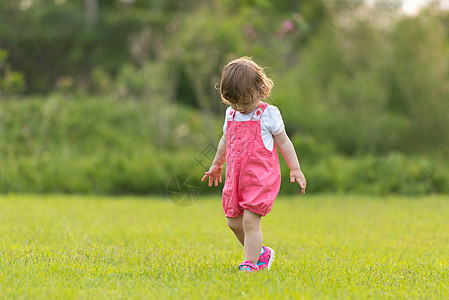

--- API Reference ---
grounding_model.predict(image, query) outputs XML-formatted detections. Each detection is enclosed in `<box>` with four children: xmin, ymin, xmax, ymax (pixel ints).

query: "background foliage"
<box><xmin>0</xmin><ymin>0</ymin><xmax>448</xmax><ymax>195</ymax></box>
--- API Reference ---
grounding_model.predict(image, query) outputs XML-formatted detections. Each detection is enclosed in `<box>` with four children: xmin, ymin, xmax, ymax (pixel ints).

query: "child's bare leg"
<box><xmin>242</xmin><ymin>210</ymin><xmax>263</xmax><ymax>264</ymax></box>
<box><xmin>227</xmin><ymin>216</ymin><xmax>244</xmax><ymax>245</ymax></box>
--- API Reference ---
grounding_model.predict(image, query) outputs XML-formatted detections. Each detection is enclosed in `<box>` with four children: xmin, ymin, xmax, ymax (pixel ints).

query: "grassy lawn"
<box><xmin>0</xmin><ymin>194</ymin><xmax>448</xmax><ymax>299</ymax></box>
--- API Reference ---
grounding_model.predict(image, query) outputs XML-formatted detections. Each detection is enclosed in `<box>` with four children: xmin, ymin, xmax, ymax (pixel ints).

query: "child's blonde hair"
<box><xmin>219</xmin><ymin>57</ymin><xmax>273</xmax><ymax>105</ymax></box>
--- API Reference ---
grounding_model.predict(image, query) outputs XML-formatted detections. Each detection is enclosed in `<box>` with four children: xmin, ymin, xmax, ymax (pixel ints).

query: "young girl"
<box><xmin>201</xmin><ymin>57</ymin><xmax>306</xmax><ymax>273</ymax></box>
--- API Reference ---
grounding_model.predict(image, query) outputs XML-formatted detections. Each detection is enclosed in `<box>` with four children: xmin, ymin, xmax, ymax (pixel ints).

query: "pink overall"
<box><xmin>223</xmin><ymin>102</ymin><xmax>281</xmax><ymax>218</ymax></box>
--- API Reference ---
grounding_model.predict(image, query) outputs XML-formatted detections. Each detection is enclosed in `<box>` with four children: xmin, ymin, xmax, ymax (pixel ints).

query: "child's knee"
<box><xmin>242</xmin><ymin>210</ymin><xmax>261</xmax><ymax>231</ymax></box>
<box><xmin>227</xmin><ymin>217</ymin><xmax>243</xmax><ymax>231</ymax></box>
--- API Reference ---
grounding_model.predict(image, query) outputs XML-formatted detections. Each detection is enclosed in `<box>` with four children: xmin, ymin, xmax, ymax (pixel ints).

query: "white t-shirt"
<box><xmin>223</xmin><ymin>105</ymin><xmax>285</xmax><ymax>151</ymax></box>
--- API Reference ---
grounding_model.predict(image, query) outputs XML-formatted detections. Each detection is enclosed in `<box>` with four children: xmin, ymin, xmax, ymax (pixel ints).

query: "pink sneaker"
<box><xmin>257</xmin><ymin>246</ymin><xmax>275</xmax><ymax>270</ymax></box>
<box><xmin>238</xmin><ymin>260</ymin><xmax>259</xmax><ymax>273</ymax></box>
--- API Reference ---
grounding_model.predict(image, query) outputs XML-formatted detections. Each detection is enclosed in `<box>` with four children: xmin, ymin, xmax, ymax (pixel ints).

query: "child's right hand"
<box><xmin>201</xmin><ymin>165</ymin><xmax>223</xmax><ymax>187</ymax></box>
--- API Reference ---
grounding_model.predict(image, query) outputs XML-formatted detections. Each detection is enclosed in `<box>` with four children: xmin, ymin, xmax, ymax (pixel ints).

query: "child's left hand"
<box><xmin>290</xmin><ymin>169</ymin><xmax>306</xmax><ymax>194</ymax></box>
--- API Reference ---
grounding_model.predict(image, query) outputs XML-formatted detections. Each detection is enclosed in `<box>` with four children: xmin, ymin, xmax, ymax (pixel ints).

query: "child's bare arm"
<box><xmin>274</xmin><ymin>130</ymin><xmax>307</xmax><ymax>193</ymax></box>
<box><xmin>201</xmin><ymin>136</ymin><xmax>226</xmax><ymax>187</ymax></box>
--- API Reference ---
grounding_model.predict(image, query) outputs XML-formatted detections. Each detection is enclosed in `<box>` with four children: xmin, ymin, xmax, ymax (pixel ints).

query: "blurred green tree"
<box><xmin>275</xmin><ymin>4</ymin><xmax>449</xmax><ymax>155</ymax></box>
<box><xmin>389</xmin><ymin>13</ymin><xmax>449</xmax><ymax>152</ymax></box>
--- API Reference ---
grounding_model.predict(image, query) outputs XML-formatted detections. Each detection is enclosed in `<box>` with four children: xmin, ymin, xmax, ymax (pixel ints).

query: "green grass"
<box><xmin>1</xmin><ymin>194</ymin><xmax>449</xmax><ymax>299</ymax></box>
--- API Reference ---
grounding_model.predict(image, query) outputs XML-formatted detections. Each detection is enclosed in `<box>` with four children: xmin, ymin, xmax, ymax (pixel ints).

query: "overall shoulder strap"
<box><xmin>227</xmin><ymin>109</ymin><xmax>236</xmax><ymax>121</ymax></box>
<box><xmin>251</xmin><ymin>102</ymin><xmax>268</xmax><ymax>121</ymax></box>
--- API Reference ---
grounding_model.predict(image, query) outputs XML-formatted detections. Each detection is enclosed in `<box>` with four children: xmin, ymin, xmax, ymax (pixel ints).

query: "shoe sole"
<box><xmin>265</xmin><ymin>247</ymin><xmax>275</xmax><ymax>270</ymax></box>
